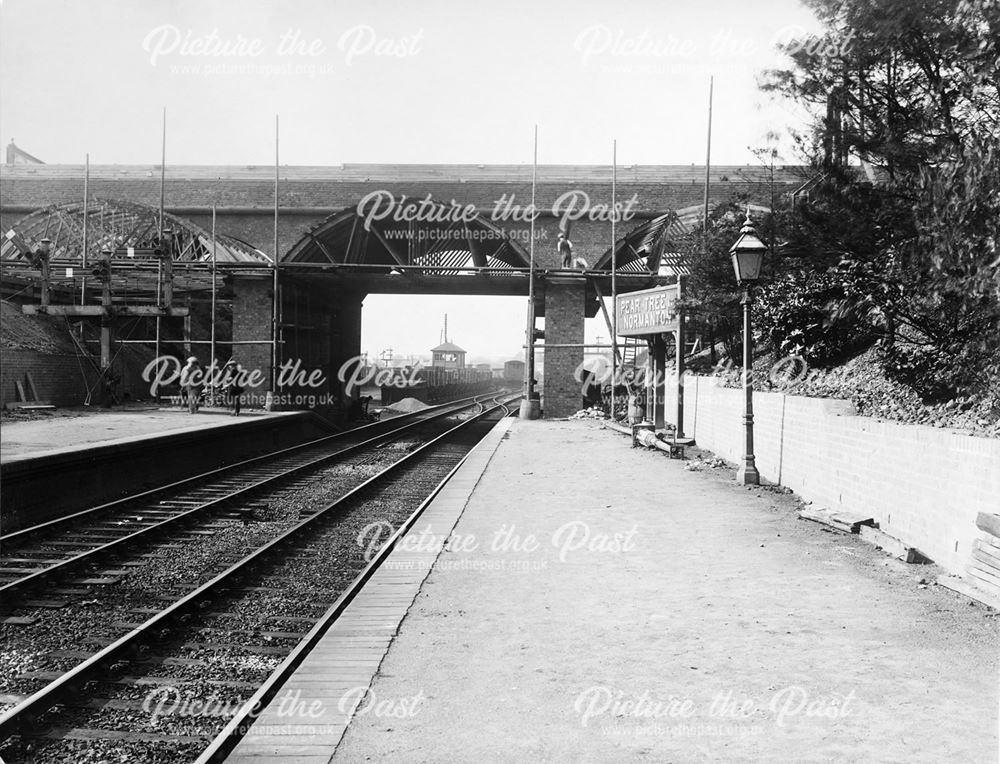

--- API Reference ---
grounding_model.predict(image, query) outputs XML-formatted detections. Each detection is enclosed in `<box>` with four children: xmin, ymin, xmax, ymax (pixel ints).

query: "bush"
<box><xmin>880</xmin><ymin>342</ymin><xmax>998</xmax><ymax>403</ymax></box>
<box><xmin>755</xmin><ymin>270</ymin><xmax>878</xmax><ymax>367</ymax></box>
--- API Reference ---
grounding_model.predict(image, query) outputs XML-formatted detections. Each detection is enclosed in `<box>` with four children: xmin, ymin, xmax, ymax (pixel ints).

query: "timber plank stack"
<box><xmin>970</xmin><ymin>513</ymin><xmax>1000</xmax><ymax>598</ymax></box>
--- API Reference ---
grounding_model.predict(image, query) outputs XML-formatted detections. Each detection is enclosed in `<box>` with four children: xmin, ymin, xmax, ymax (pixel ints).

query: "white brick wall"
<box><xmin>665</xmin><ymin>374</ymin><xmax>1000</xmax><ymax>577</ymax></box>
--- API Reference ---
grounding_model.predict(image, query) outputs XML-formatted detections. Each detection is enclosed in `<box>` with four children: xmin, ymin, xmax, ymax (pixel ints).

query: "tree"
<box><xmin>679</xmin><ymin>202</ymin><xmax>749</xmax><ymax>368</ymax></box>
<box><xmin>891</xmin><ymin>134</ymin><xmax>1000</xmax><ymax>398</ymax></box>
<box><xmin>751</xmin><ymin>0</ymin><xmax>1000</xmax><ymax>401</ymax></box>
<box><xmin>762</xmin><ymin>0</ymin><xmax>999</xmax><ymax>174</ymax></box>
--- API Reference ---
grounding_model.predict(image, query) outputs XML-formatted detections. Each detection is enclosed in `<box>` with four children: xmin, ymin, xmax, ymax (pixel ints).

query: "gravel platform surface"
<box><xmin>332</xmin><ymin>419</ymin><xmax>999</xmax><ymax>764</ymax></box>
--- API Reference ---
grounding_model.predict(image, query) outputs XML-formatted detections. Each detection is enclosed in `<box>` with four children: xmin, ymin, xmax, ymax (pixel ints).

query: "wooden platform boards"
<box><xmin>224</xmin><ymin>417</ymin><xmax>514</xmax><ymax>763</ymax></box>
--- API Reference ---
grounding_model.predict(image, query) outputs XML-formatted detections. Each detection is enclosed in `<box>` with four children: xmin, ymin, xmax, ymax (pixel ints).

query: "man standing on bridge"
<box><xmin>557</xmin><ymin>232</ymin><xmax>574</xmax><ymax>269</ymax></box>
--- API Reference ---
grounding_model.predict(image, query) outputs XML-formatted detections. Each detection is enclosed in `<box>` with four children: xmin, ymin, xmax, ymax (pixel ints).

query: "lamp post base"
<box><xmin>519</xmin><ymin>398</ymin><xmax>541</xmax><ymax>420</ymax></box>
<box><xmin>736</xmin><ymin>459</ymin><xmax>760</xmax><ymax>485</ymax></box>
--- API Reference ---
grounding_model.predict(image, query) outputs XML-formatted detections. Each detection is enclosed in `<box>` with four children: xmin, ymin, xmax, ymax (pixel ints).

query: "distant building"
<box><xmin>431</xmin><ymin>340</ymin><xmax>466</xmax><ymax>370</ymax></box>
<box><xmin>503</xmin><ymin>359</ymin><xmax>525</xmax><ymax>386</ymax></box>
<box><xmin>6</xmin><ymin>140</ymin><xmax>44</xmax><ymax>165</ymax></box>
<box><xmin>431</xmin><ymin>313</ymin><xmax>466</xmax><ymax>370</ymax></box>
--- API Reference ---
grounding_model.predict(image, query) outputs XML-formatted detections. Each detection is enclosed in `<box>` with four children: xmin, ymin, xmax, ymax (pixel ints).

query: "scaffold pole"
<box><xmin>155</xmin><ymin>109</ymin><xmax>166</xmax><ymax>378</ymax></box>
<box><xmin>81</xmin><ymin>153</ymin><xmax>88</xmax><ymax>306</ymax></box>
<box><xmin>211</xmin><ymin>205</ymin><xmax>217</xmax><ymax>374</ymax></box>
<box><xmin>611</xmin><ymin>139</ymin><xmax>618</xmax><ymax>420</ymax></box>
<box><xmin>271</xmin><ymin>114</ymin><xmax>280</xmax><ymax>397</ymax></box>
<box><xmin>520</xmin><ymin>125</ymin><xmax>540</xmax><ymax>419</ymax></box>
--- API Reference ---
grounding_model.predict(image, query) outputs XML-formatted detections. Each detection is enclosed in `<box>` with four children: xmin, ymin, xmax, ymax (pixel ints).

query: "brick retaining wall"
<box><xmin>665</xmin><ymin>374</ymin><xmax>1000</xmax><ymax>578</ymax></box>
<box><xmin>1</xmin><ymin>349</ymin><xmax>98</xmax><ymax>407</ymax></box>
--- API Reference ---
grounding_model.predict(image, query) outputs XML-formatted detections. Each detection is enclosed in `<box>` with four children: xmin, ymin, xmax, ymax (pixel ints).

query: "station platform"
<box><xmin>0</xmin><ymin>406</ymin><xmax>331</xmax><ymax>531</ymax></box>
<box><xmin>0</xmin><ymin>406</ymin><xmax>285</xmax><ymax>464</ymax></box>
<box><xmin>229</xmin><ymin>418</ymin><xmax>999</xmax><ymax>763</ymax></box>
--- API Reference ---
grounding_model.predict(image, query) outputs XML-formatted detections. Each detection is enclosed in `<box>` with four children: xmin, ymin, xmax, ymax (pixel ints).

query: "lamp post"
<box><xmin>729</xmin><ymin>210</ymin><xmax>767</xmax><ymax>485</ymax></box>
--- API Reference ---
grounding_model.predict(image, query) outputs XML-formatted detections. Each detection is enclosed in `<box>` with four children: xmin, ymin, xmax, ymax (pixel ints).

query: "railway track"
<box><xmin>0</xmin><ymin>393</ymin><xmax>498</xmax><ymax>606</ymax></box>
<box><xmin>0</xmin><ymin>394</ymin><xmax>519</xmax><ymax>763</ymax></box>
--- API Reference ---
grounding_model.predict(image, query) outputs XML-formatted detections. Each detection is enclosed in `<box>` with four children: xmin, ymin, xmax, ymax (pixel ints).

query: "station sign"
<box><xmin>615</xmin><ymin>284</ymin><xmax>679</xmax><ymax>337</ymax></box>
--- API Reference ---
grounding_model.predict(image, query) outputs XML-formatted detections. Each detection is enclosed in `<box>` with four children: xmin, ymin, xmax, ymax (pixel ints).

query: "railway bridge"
<box><xmin>1</xmin><ymin>166</ymin><xmax>997</xmax><ymax>764</ymax></box>
<box><xmin>0</xmin><ymin>163</ymin><xmax>807</xmax><ymax>415</ymax></box>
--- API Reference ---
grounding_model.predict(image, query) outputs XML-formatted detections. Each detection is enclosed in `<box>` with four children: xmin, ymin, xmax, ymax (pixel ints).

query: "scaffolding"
<box><xmin>1</xmin><ymin>199</ymin><xmax>277</xmax><ymax>404</ymax></box>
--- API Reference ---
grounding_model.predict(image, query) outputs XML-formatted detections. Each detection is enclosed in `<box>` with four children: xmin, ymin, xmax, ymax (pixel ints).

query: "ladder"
<box><xmin>621</xmin><ymin>336</ymin><xmax>640</xmax><ymax>370</ymax></box>
<box><xmin>591</xmin><ymin>278</ymin><xmax>639</xmax><ymax>399</ymax></box>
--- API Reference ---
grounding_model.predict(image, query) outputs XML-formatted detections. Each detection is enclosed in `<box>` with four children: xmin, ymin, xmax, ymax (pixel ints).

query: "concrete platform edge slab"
<box><xmin>225</xmin><ymin>416</ymin><xmax>515</xmax><ymax>762</ymax></box>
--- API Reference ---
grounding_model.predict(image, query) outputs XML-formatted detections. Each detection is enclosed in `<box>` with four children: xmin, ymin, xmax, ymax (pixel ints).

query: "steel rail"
<box><xmin>1</xmin><ymin>392</ymin><xmax>492</xmax><ymax>546</ymax></box>
<box><xmin>0</xmin><ymin>394</ymin><xmax>519</xmax><ymax>743</ymax></box>
<box><xmin>0</xmin><ymin>394</ymin><xmax>499</xmax><ymax>604</ymax></box>
<box><xmin>197</xmin><ymin>393</ymin><xmax>520</xmax><ymax>762</ymax></box>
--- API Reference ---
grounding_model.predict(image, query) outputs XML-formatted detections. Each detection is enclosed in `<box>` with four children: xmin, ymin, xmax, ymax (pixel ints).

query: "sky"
<box><xmin>0</xmin><ymin>0</ymin><xmax>823</xmax><ymax>360</ymax></box>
